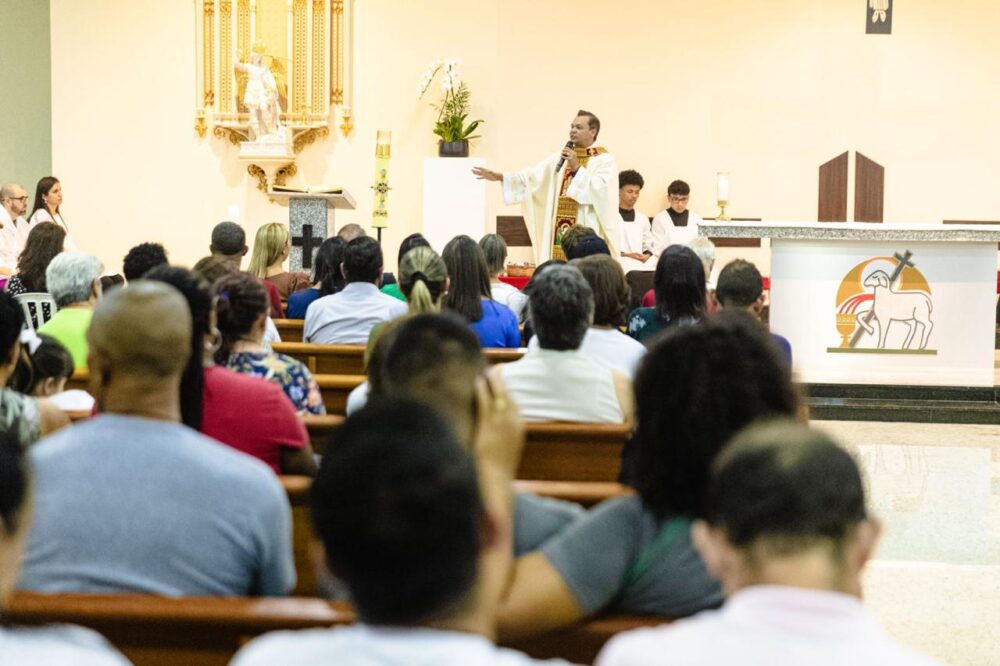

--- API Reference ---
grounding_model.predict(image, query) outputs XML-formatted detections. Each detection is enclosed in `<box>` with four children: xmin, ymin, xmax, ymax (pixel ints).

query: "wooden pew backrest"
<box><xmin>5</xmin><ymin>592</ymin><xmax>665</xmax><ymax>666</ymax></box>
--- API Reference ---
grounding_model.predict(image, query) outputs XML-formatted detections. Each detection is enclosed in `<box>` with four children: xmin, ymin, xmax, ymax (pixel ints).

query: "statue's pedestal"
<box><xmin>238</xmin><ymin>137</ymin><xmax>295</xmax><ymax>194</ymax></box>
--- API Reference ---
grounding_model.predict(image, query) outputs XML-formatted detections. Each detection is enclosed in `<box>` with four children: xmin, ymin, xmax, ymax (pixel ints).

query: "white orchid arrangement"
<box><xmin>418</xmin><ymin>57</ymin><xmax>483</xmax><ymax>144</ymax></box>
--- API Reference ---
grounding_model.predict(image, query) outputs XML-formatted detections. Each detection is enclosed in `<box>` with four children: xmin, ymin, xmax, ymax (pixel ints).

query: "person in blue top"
<box><xmin>286</xmin><ymin>237</ymin><xmax>345</xmax><ymax>319</ymax></box>
<box><xmin>442</xmin><ymin>235</ymin><xmax>520</xmax><ymax>348</ymax></box>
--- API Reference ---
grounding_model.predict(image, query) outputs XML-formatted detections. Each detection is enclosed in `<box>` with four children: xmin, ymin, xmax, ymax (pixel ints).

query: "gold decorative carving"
<box><xmin>275</xmin><ymin>162</ymin><xmax>298</xmax><ymax>186</ymax></box>
<box><xmin>237</xmin><ymin>0</ymin><xmax>250</xmax><ymax>60</ymax></box>
<box><xmin>204</xmin><ymin>0</ymin><xmax>215</xmax><ymax>107</ymax></box>
<box><xmin>339</xmin><ymin>107</ymin><xmax>353</xmax><ymax>137</ymax></box>
<box><xmin>293</xmin><ymin>0</ymin><xmax>308</xmax><ymax>115</ymax></box>
<box><xmin>195</xmin><ymin>114</ymin><xmax>208</xmax><ymax>138</ymax></box>
<box><xmin>293</xmin><ymin>126</ymin><xmax>329</xmax><ymax>153</ymax></box>
<box><xmin>330</xmin><ymin>0</ymin><xmax>344</xmax><ymax>104</ymax></box>
<box><xmin>214</xmin><ymin>126</ymin><xmax>248</xmax><ymax>145</ymax></box>
<box><xmin>219</xmin><ymin>0</ymin><xmax>233</xmax><ymax>114</ymax></box>
<box><xmin>247</xmin><ymin>164</ymin><xmax>268</xmax><ymax>192</ymax></box>
<box><xmin>312</xmin><ymin>0</ymin><xmax>326</xmax><ymax>114</ymax></box>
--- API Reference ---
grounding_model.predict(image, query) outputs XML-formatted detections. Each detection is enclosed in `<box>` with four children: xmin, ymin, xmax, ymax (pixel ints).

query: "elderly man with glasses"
<box><xmin>0</xmin><ymin>183</ymin><xmax>31</xmax><ymax>275</ymax></box>
<box><xmin>650</xmin><ymin>179</ymin><xmax>704</xmax><ymax>255</ymax></box>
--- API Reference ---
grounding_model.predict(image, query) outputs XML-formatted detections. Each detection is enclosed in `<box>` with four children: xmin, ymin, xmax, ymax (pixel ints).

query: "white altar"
<box><xmin>422</xmin><ymin>158</ymin><xmax>486</xmax><ymax>253</ymax></box>
<box><xmin>701</xmin><ymin>222</ymin><xmax>1000</xmax><ymax>387</ymax></box>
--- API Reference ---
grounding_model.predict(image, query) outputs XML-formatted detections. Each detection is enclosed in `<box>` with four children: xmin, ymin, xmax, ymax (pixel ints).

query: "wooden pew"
<box><xmin>513</xmin><ymin>480</ymin><xmax>633</xmax><ymax>508</ymax></box>
<box><xmin>516</xmin><ymin>423</ymin><xmax>630</xmax><ymax>483</ymax></box>
<box><xmin>5</xmin><ymin>592</ymin><xmax>353</xmax><ymax>666</ymax></box>
<box><xmin>272</xmin><ymin>318</ymin><xmax>305</xmax><ymax>343</ymax></box>
<box><xmin>5</xmin><ymin>592</ymin><xmax>664</xmax><ymax>666</ymax></box>
<box><xmin>281</xmin><ymin>475</ymin><xmax>319</xmax><ymax>597</ymax></box>
<box><xmin>302</xmin><ymin>417</ymin><xmax>630</xmax><ymax>483</ymax></box>
<box><xmin>273</xmin><ymin>342</ymin><xmax>525</xmax><ymax>377</ymax></box>
<box><xmin>314</xmin><ymin>374</ymin><xmax>364</xmax><ymax>415</ymax></box>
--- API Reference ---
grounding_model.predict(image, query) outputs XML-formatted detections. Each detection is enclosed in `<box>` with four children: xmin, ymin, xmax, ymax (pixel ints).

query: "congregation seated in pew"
<box><xmin>368</xmin><ymin>313</ymin><xmax>588</xmax><ymax>554</ymax></box>
<box><xmin>18</xmin><ymin>282</ymin><xmax>296</xmax><ymax>598</ymax></box>
<box><xmin>213</xmin><ymin>271</ymin><xmax>326</xmax><ymax>416</ymax></box>
<box><xmin>497</xmin><ymin>311</ymin><xmax>799</xmax><ymax>641</ymax></box>
<box><xmin>285</xmin><ymin>236</ymin><xmax>344</xmax><ymax>319</ymax></box>
<box><xmin>231</xmin><ymin>398</ymin><xmax>568</xmax><ymax>666</ymax></box>
<box><xmin>528</xmin><ymin>254</ymin><xmax>646</xmax><ymax>381</ymax></box>
<box><xmin>304</xmin><ymin>236</ymin><xmax>407</xmax><ymax>344</ymax></box>
<box><xmin>0</xmin><ymin>430</ymin><xmax>130</xmax><ymax>664</ymax></box>
<box><xmin>145</xmin><ymin>266</ymin><xmax>316</xmax><ymax>476</ymax></box>
<box><xmin>497</xmin><ymin>263</ymin><xmax>633</xmax><ymax>424</ymax></box>
<box><xmin>443</xmin><ymin>234</ymin><xmax>521</xmax><ymax>348</ymax></box>
<box><xmin>596</xmin><ymin>421</ymin><xmax>944</xmax><ymax>666</ymax></box>
<box><xmin>0</xmin><ymin>292</ymin><xmax>69</xmax><ymax>446</ymax></box>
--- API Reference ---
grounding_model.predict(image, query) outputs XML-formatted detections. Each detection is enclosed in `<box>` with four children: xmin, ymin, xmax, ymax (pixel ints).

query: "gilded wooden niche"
<box><xmin>195</xmin><ymin>0</ymin><xmax>353</xmax><ymax>146</ymax></box>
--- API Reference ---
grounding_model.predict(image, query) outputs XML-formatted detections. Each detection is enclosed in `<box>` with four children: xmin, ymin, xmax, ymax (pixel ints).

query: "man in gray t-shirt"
<box><xmin>18</xmin><ymin>282</ymin><xmax>295</xmax><ymax>597</ymax></box>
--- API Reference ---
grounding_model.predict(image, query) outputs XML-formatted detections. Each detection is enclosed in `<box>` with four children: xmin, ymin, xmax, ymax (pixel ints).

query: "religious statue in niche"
<box><xmin>235</xmin><ymin>40</ymin><xmax>288</xmax><ymax>143</ymax></box>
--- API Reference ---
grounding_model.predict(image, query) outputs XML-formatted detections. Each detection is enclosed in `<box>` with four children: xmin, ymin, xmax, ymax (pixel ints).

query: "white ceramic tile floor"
<box><xmin>813</xmin><ymin>420</ymin><xmax>1000</xmax><ymax>665</ymax></box>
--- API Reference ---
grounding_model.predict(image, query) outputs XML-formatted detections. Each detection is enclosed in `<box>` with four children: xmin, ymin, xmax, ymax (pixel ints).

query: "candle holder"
<box><xmin>715</xmin><ymin>171</ymin><xmax>731</xmax><ymax>222</ymax></box>
<box><xmin>716</xmin><ymin>201</ymin><xmax>731</xmax><ymax>222</ymax></box>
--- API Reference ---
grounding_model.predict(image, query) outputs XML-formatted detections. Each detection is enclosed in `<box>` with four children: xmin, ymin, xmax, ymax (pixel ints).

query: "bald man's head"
<box><xmin>88</xmin><ymin>281</ymin><xmax>192</xmax><ymax>380</ymax></box>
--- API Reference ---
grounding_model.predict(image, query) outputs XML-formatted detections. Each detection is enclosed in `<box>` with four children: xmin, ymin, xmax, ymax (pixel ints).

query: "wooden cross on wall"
<box><xmin>292</xmin><ymin>224</ymin><xmax>324</xmax><ymax>270</ymax></box>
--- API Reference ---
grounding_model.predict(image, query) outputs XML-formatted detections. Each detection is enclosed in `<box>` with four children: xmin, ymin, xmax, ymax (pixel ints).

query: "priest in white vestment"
<box><xmin>473</xmin><ymin>110</ymin><xmax>619</xmax><ymax>263</ymax></box>
<box><xmin>650</xmin><ymin>179</ymin><xmax>703</xmax><ymax>255</ymax></box>
<box><xmin>616</xmin><ymin>169</ymin><xmax>655</xmax><ymax>274</ymax></box>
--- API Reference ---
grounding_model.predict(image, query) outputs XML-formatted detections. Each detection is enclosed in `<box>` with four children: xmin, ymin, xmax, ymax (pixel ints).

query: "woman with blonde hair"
<box><xmin>247</xmin><ymin>222</ymin><xmax>311</xmax><ymax>300</ymax></box>
<box><xmin>348</xmin><ymin>245</ymin><xmax>449</xmax><ymax>415</ymax></box>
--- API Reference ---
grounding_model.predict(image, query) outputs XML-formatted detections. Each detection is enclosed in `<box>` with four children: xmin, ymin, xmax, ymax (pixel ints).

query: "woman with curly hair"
<box><xmin>498</xmin><ymin>311</ymin><xmax>800</xmax><ymax>641</ymax></box>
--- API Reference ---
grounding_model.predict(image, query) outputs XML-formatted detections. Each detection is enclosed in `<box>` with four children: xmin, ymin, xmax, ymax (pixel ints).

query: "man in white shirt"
<box><xmin>650</xmin><ymin>179</ymin><xmax>703</xmax><ymax>255</ymax></box>
<box><xmin>232</xmin><ymin>397</ymin><xmax>569</xmax><ymax>666</ymax></box>
<box><xmin>0</xmin><ymin>182</ymin><xmax>31</xmax><ymax>275</ymax></box>
<box><xmin>304</xmin><ymin>236</ymin><xmax>407</xmax><ymax>344</ymax></box>
<box><xmin>597</xmin><ymin>420</ymin><xmax>943</xmax><ymax>666</ymax></box>
<box><xmin>473</xmin><ymin>110</ymin><xmax>619</xmax><ymax>263</ymax></box>
<box><xmin>616</xmin><ymin>170</ymin><xmax>655</xmax><ymax>274</ymax></box>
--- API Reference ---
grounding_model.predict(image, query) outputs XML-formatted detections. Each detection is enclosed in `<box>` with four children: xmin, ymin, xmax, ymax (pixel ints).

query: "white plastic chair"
<box><xmin>15</xmin><ymin>292</ymin><xmax>57</xmax><ymax>331</ymax></box>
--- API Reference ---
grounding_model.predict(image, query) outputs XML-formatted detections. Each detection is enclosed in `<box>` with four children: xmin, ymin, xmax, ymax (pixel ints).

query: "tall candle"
<box><xmin>717</xmin><ymin>172</ymin><xmax>730</xmax><ymax>202</ymax></box>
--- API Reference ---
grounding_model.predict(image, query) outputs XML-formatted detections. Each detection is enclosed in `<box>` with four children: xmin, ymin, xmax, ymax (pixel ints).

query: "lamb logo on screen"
<box><xmin>829</xmin><ymin>250</ymin><xmax>937</xmax><ymax>355</ymax></box>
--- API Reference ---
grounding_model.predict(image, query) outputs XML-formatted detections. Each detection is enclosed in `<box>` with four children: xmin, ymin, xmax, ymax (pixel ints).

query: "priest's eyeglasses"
<box><xmin>668</xmin><ymin>195</ymin><xmax>689</xmax><ymax>203</ymax></box>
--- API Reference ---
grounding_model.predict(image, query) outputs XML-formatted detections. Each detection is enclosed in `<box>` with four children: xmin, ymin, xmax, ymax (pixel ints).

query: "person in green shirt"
<box><xmin>381</xmin><ymin>232</ymin><xmax>431</xmax><ymax>302</ymax></box>
<box><xmin>38</xmin><ymin>252</ymin><xmax>103</xmax><ymax>368</ymax></box>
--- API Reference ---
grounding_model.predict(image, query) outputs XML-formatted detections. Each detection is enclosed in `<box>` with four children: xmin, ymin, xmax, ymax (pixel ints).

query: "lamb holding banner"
<box><xmin>856</xmin><ymin>270</ymin><xmax>933</xmax><ymax>350</ymax></box>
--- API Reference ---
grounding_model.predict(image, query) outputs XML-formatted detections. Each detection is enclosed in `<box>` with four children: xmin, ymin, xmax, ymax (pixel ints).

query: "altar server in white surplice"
<box><xmin>616</xmin><ymin>169</ymin><xmax>655</xmax><ymax>274</ymax></box>
<box><xmin>473</xmin><ymin>110</ymin><xmax>619</xmax><ymax>263</ymax></box>
<box><xmin>650</xmin><ymin>179</ymin><xmax>703</xmax><ymax>255</ymax></box>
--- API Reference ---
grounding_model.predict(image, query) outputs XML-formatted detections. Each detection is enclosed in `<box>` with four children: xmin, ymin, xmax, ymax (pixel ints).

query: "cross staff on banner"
<box><xmin>849</xmin><ymin>250</ymin><xmax>914</xmax><ymax>348</ymax></box>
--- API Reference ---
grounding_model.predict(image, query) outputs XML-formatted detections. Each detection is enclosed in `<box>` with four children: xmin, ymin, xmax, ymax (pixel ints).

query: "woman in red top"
<box><xmin>143</xmin><ymin>266</ymin><xmax>315</xmax><ymax>476</ymax></box>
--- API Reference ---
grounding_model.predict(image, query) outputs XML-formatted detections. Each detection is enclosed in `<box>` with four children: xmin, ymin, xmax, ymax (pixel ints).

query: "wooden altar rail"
<box><xmin>4</xmin><ymin>592</ymin><xmax>663</xmax><ymax>666</ymax></box>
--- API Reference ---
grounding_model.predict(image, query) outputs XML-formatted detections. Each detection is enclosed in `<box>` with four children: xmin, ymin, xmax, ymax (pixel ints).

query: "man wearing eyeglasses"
<box><xmin>0</xmin><ymin>183</ymin><xmax>31</xmax><ymax>275</ymax></box>
<box><xmin>650</xmin><ymin>180</ymin><xmax>703</xmax><ymax>256</ymax></box>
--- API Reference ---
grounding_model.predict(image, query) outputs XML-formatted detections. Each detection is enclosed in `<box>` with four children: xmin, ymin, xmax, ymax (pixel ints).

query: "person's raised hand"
<box><xmin>473</xmin><ymin>371</ymin><xmax>524</xmax><ymax>478</ymax></box>
<box><xmin>472</xmin><ymin>166</ymin><xmax>503</xmax><ymax>182</ymax></box>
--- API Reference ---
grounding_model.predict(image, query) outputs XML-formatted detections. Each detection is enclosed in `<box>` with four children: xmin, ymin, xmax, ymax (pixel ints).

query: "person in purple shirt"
<box><xmin>442</xmin><ymin>235</ymin><xmax>520</xmax><ymax>348</ymax></box>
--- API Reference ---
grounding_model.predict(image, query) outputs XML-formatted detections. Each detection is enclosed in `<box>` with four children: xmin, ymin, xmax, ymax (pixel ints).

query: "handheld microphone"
<box><xmin>555</xmin><ymin>140</ymin><xmax>575</xmax><ymax>171</ymax></box>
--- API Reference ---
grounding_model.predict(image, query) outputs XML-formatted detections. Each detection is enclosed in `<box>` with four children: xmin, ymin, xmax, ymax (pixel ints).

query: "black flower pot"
<box><xmin>438</xmin><ymin>140</ymin><xmax>470</xmax><ymax>157</ymax></box>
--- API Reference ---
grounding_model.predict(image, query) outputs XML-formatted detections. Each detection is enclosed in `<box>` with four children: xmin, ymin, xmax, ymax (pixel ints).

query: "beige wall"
<box><xmin>51</xmin><ymin>0</ymin><xmax>1000</xmax><ymax>273</ymax></box>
